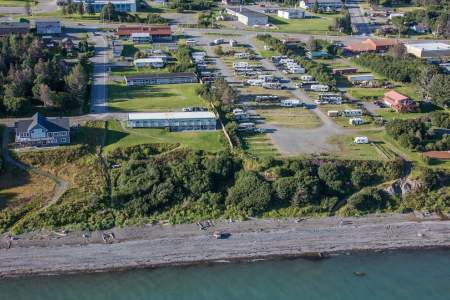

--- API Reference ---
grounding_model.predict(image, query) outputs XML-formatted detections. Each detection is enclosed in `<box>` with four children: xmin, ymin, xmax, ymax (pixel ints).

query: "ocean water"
<box><xmin>1</xmin><ymin>250</ymin><xmax>449</xmax><ymax>300</ymax></box>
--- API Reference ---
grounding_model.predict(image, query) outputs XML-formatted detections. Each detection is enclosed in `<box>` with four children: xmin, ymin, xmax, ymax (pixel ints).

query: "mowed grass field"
<box><xmin>256</xmin><ymin>107</ymin><xmax>321</xmax><ymax>129</ymax></box>
<box><xmin>108</xmin><ymin>82</ymin><xmax>206</xmax><ymax>112</ymax></box>
<box><xmin>241</xmin><ymin>133</ymin><xmax>279</xmax><ymax>158</ymax></box>
<box><xmin>326</xmin><ymin>132</ymin><xmax>395</xmax><ymax>161</ymax></box>
<box><xmin>267</xmin><ymin>15</ymin><xmax>336</xmax><ymax>34</ymax></box>
<box><xmin>104</xmin><ymin>120</ymin><xmax>225</xmax><ymax>153</ymax></box>
<box><xmin>110</xmin><ymin>66</ymin><xmax>170</xmax><ymax>77</ymax></box>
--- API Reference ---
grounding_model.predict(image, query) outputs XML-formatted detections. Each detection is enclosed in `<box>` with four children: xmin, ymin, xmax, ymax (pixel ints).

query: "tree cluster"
<box><xmin>332</xmin><ymin>9</ymin><xmax>352</xmax><ymax>34</ymax></box>
<box><xmin>0</xmin><ymin>34</ymin><xmax>89</xmax><ymax>115</ymax></box>
<box><xmin>98</xmin><ymin>2</ymin><xmax>167</xmax><ymax>24</ymax></box>
<box><xmin>386</xmin><ymin>119</ymin><xmax>450</xmax><ymax>152</ymax></box>
<box><xmin>169</xmin><ymin>0</ymin><xmax>214</xmax><ymax>12</ymax></box>
<box><xmin>168</xmin><ymin>45</ymin><xmax>196</xmax><ymax>72</ymax></box>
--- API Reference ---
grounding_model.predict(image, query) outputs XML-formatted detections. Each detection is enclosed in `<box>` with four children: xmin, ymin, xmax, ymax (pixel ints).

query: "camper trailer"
<box><xmin>327</xmin><ymin>110</ymin><xmax>339</xmax><ymax>117</ymax></box>
<box><xmin>310</xmin><ymin>84</ymin><xmax>330</xmax><ymax>92</ymax></box>
<box><xmin>354</xmin><ymin>136</ymin><xmax>369</xmax><ymax>144</ymax></box>
<box><xmin>349</xmin><ymin>117</ymin><xmax>364</xmax><ymax>125</ymax></box>
<box><xmin>238</xmin><ymin>122</ymin><xmax>256</xmax><ymax>132</ymax></box>
<box><xmin>280</xmin><ymin>99</ymin><xmax>302</xmax><ymax>107</ymax></box>
<box><xmin>342</xmin><ymin>109</ymin><xmax>363</xmax><ymax>117</ymax></box>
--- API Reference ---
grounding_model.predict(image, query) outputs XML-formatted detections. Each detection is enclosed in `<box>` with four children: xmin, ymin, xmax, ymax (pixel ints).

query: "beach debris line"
<box><xmin>213</xmin><ymin>231</ymin><xmax>231</xmax><ymax>239</ymax></box>
<box><xmin>102</xmin><ymin>232</ymin><xmax>115</xmax><ymax>244</ymax></box>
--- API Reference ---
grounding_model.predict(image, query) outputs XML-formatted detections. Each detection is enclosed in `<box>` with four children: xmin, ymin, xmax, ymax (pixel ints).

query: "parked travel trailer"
<box><xmin>354</xmin><ymin>136</ymin><xmax>369</xmax><ymax>144</ymax></box>
<box><xmin>349</xmin><ymin>117</ymin><xmax>364</xmax><ymax>125</ymax></box>
<box><xmin>327</xmin><ymin>110</ymin><xmax>339</xmax><ymax>117</ymax></box>
<box><xmin>300</xmin><ymin>75</ymin><xmax>314</xmax><ymax>81</ymax></box>
<box><xmin>247</xmin><ymin>79</ymin><xmax>265</xmax><ymax>86</ymax></box>
<box><xmin>234</xmin><ymin>52</ymin><xmax>250</xmax><ymax>59</ymax></box>
<box><xmin>185</xmin><ymin>39</ymin><xmax>197</xmax><ymax>45</ymax></box>
<box><xmin>280</xmin><ymin>99</ymin><xmax>302</xmax><ymax>107</ymax></box>
<box><xmin>310</xmin><ymin>84</ymin><xmax>330</xmax><ymax>92</ymax></box>
<box><xmin>238</xmin><ymin>122</ymin><xmax>256</xmax><ymax>131</ymax></box>
<box><xmin>342</xmin><ymin>109</ymin><xmax>363</xmax><ymax>117</ymax></box>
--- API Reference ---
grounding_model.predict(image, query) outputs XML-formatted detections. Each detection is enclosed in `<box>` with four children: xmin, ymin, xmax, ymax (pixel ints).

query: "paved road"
<box><xmin>89</xmin><ymin>33</ymin><xmax>110</xmax><ymax>114</ymax></box>
<box><xmin>347</xmin><ymin>0</ymin><xmax>372</xmax><ymax>36</ymax></box>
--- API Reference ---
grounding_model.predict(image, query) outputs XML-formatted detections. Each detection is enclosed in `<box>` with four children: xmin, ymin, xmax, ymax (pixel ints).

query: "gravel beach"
<box><xmin>0</xmin><ymin>213</ymin><xmax>449</xmax><ymax>278</ymax></box>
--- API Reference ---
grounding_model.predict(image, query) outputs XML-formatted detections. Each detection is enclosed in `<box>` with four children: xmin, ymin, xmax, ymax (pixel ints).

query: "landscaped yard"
<box><xmin>241</xmin><ymin>133</ymin><xmax>279</xmax><ymax>158</ymax></box>
<box><xmin>266</xmin><ymin>14</ymin><xmax>337</xmax><ymax>35</ymax></box>
<box><xmin>256</xmin><ymin>107</ymin><xmax>321</xmax><ymax>129</ymax></box>
<box><xmin>108</xmin><ymin>82</ymin><xmax>207</xmax><ymax>112</ymax></box>
<box><xmin>104</xmin><ymin>120</ymin><xmax>225</xmax><ymax>153</ymax></box>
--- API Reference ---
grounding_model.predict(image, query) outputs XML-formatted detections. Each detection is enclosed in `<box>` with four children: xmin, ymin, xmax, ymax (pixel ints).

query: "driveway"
<box><xmin>89</xmin><ymin>33</ymin><xmax>110</xmax><ymax>114</ymax></box>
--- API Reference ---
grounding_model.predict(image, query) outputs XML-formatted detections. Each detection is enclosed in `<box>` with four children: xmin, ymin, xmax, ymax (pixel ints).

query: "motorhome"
<box><xmin>247</xmin><ymin>79</ymin><xmax>265</xmax><ymax>86</ymax></box>
<box><xmin>354</xmin><ymin>136</ymin><xmax>369</xmax><ymax>144</ymax></box>
<box><xmin>342</xmin><ymin>109</ymin><xmax>363</xmax><ymax>117</ymax></box>
<box><xmin>238</xmin><ymin>122</ymin><xmax>256</xmax><ymax>131</ymax></box>
<box><xmin>234</xmin><ymin>52</ymin><xmax>250</xmax><ymax>59</ymax></box>
<box><xmin>327</xmin><ymin>110</ymin><xmax>339</xmax><ymax>117</ymax></box>
<box><xmin>310</xmin><ymin>84</ymin><xmax>330</xmax><ymax>92</ymax></box>
<box><xmin>280</xmin><ymin>99</ymin><xmax>302</xmax><ymax>107</ymax></box>
<box><xmin>300</xmin><ymin>75</ymin><xmax>314</xmax><ymax>81</ymax></box>
<box><xmin>349</xmin><ymin>117</ymin><xmax>364</xmax><ymax>125</ymax></box>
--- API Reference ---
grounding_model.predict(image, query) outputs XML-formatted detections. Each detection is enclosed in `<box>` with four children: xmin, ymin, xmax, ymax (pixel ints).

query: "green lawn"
<box><xmin>104</xmin><ymin>120</ymin><xmax>225</xmax><ymax>153</ymax></box>
<box><xmin>256</xmin><ymin>107</ymin><xmax>321</xmax><ymax>129</ymax></box>
<box><xmin>266</xmin><ymin>15</ymin><xmax>337</xmax><ymax>35</ymax></box>
<box><xmin>108</xmin><ymin>82</ymin><xmax>206</xmax><ymax>112</ymax></box>
<box><xmin>110</xmin><ymin>66</ymin><xmax>170</xmax><ymax>77</ymax></box>
<box><xmin>241</xmin><ymin>133</ymin><xmax>280</xmax><ymax>159</ymax></box>
<box><xmin>347</xmin><ymin>85</ymin><xmax>420</xmax><ymax>101</ymax></box>
<box><xmin>327</xmin><ymin>132</ymin><xmax>394</xmax><ymax>161</ymax></box>
<box><xmin>0</xmin><ymin>0</ymin><xmax>36</xmax><ymax>6</ymax></box>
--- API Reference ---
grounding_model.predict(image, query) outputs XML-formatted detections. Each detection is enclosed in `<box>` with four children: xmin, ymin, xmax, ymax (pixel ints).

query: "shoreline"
<box><xmin>1</xmin><ymin>213</ymin><xmax>449</xmax><ymax>278</ymax></box>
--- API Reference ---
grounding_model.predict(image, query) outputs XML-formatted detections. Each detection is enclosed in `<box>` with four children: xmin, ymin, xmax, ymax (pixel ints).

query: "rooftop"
<box><xmin>117</xmin><ymin>25</ymin><xmax>171</xmax><ymax>36</ymax></box>
<box><xmin>0</xmin><ymin>22</ymin><xmax>30</xmax><ymax>28</ymax></box>
<box><xmin>34</xmin><ymin>18</ymin><xmax>61</xmax><ymax>23</ymax></box>
<box><xmin>125</xmin><ymin>72</ymin><xmax>197</xmax><ymax>80</ymax></box>
<box><xmin>406</xmin><ymin>42</ymin><xmax>450</xmax><ymax>51</ymax></box>
<box><xmin>134</xmin><ymin>57</ymin><xmax>164</xmax><ymax>63</ymax></box>
<box><xmin>228</xmin><ymin>7</ymin><xmax>268</xmax><ymax>18</ymax></box>
<box><xmin>15</xmin><ymin>113</ymin><xmax>70</xmax><ymax>133</ymax></box>
<box><xmin>384</xmin><ymin>90</ymin><xmax>409</xmax><ymax>101</ymax></box>
<box><xmin>131</xmin><ymin>32</ymin><xmax>150</xmax><ymax>38</ymax></box>
<box><xmin>128</xmin><ymin>111</ymin><xmax>216</xmax><ymax>120</ymax></box>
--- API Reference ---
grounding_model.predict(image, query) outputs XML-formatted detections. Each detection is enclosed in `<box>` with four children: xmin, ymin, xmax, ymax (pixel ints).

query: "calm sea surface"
<box><xmin>1</xmin><ymin>250</ymin><xmax>449</xmax><ymax>300</ymax></box>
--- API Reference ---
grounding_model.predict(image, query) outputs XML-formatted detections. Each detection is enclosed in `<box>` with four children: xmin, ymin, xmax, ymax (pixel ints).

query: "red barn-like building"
<box><xmin>383</xmin><ymin>91</ymin><xmax>417</xmax><ymax>113</ymax></box>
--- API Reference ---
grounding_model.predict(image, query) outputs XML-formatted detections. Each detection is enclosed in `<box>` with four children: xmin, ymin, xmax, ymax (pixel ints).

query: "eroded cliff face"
<box><xmin>384</xmin><ymin>178</ymin><xmax>424</xmax><ymax>199</ymax></box>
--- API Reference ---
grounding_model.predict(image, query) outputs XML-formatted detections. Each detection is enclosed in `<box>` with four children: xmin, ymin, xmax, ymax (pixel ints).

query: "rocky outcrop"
<box><xmin>384</xmin><ymin>178</ymin><xmax>424</xmax><ymax>198</ymax></box>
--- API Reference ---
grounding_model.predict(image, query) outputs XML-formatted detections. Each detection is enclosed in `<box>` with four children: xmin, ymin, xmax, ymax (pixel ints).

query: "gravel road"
<box><xmin>0</xmin><ymin>214</ymin><xmax>449</xmax><ymax>277</ymax></box>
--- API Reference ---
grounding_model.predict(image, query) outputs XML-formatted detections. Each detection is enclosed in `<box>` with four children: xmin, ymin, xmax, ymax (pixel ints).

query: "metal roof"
<box><xmin>128</xmin><ymin>111</ymin><xmax>216</xmax><ymax>120</ymax></box>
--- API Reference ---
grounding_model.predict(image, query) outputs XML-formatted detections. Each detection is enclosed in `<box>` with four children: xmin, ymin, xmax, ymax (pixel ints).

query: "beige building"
<box><xmin>405</xmin><ymin>42</ymin><xmax>450</xmax><ymax>58</ymax></box>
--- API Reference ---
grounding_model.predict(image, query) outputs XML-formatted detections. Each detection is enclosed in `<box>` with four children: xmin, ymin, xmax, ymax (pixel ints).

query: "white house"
<box><xmin>134</xmin><ymin>57</ymin><xmax>165</xmax><ymax>68</ymax></box>
<box><xmin>277</xmin><ymin>9</ymin><xmax>305</xmax><ymax>19</ymax></box>
<box><xmin>15</xmin><ymin>113</ymin><xmax>70</xmax><ymax>147</ymax></box>
<box><xmin>226</xmin><ymin>7</ymin><xmax>268</xmax><ymax>26</ymax></box>
<box><xmin>73</xmin><ymin>0</ymin><xmax>137</xmax><ymax>13</ymax></box>
<box><xmin>35</xmin><ymin>19</ymin><xmax>61</xmax><ymax>35</ymax></box>
<box><xmin>128</xmin><ymin>112</ymin><xmax>217</xmax><ymax>131</ymax></box>
<box><xmin>299</xmin><ymin>0</ymin><xmax>342</xmax><ymax>11</ymax></box>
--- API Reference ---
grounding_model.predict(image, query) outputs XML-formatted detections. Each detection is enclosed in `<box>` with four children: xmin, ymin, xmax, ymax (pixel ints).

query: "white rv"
<box><xmin>354</xmin><ymin>136</ymin><xmax>369</xmax><ymax>144</ymax></box>
<box><xmin>280</xmin><ymin>99</ymin><xmax>302</xmax><ymax>107</ymax></box>
<box><xmin>310</xmin><ymin>84</ymin><xmax>330</xmax><ymax>92</ymax></box>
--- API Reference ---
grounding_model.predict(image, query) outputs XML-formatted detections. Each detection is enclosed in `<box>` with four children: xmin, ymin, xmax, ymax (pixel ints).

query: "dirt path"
<box><xmin>1</xmin><ymin>127</ymin><xmax>69</xmax><ymax>210</ymax></box>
